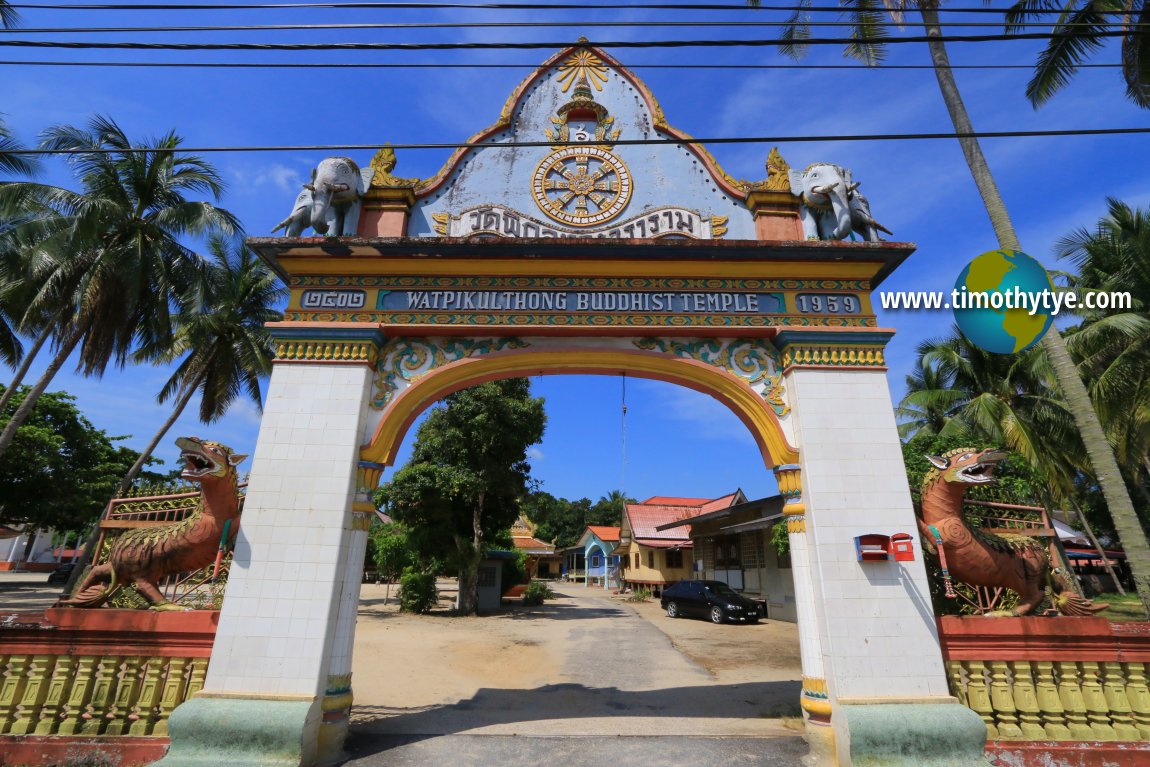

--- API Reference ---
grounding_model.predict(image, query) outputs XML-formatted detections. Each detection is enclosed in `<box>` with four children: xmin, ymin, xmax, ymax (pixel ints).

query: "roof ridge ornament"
<box><xmin>369</xmin><ymin>144</ymin><xmax>421</xmax><ymax>189</ymax></box>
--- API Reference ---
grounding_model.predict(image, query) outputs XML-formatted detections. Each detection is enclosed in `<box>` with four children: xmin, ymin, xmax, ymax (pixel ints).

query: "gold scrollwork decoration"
<box><xmin>634</xmin><ymin>338</ymin><xmax>789</xmax><ymax>417</ymax></box>
<box><xmin>371</xmin><ymin>337</ymin><xmax>530</xmax><ymax>410</ymax></box>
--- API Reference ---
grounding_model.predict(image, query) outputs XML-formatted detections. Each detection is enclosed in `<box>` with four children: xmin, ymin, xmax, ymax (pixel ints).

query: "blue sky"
<box><xmin>2</xmin><ymin>3</ymin><xmax>1148</xmax><ymax>506</ymax></box>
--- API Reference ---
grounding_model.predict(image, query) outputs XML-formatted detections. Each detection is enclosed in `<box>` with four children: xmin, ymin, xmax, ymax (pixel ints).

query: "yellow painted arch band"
<box><xmin>361</xmin><ymin>348</ymin><xmax>798</xmax><ymax>468</ymax></box>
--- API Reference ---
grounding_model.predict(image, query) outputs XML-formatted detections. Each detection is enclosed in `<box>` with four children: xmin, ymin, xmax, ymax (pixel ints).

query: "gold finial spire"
<box><xmin>557</xmin><ymin>48</ymin><xmax>610</xmax><ymax>93</ymax></box>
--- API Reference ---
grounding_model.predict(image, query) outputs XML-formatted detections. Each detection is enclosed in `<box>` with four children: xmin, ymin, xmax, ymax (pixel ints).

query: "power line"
<box><xmin>0</xmin><ymin>30</ymin><xmax>1132</xmax><ymax>51</ymax></box>
<box><xmin>7</xmin><ymin>20</ymin><xmax>1149</xmax><ymax>33</ymax></box>
<box><xmin>0</xmin><ymin>59</ymin><xmax>1125</xmax><ymax>70</ymax></box>
<box><xmin>5</xmin><ymin>2</ymin><xmax>1120</xmax><ymax>15</ymax></box>
<box><xmin>5</xmin><ymin>126</ymin><xmax>1150</xmax><ymax>155</ymax></box>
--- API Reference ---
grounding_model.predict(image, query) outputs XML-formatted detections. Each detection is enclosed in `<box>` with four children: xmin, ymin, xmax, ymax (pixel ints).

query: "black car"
<box><xmin>660</xmin><ymin>580</ymin><xmax>763</xmax><ymax>624</ymax></box>
<box><xmin>46</xmin><ymin>562</ymin><xmax>76</xmax><ymax>586</ymax></box>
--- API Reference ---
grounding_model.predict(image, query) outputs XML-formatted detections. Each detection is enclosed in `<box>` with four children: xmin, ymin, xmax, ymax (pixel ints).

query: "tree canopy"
<box><xmin>0</xmin><ymin>386</ymin><xmax>141</xmax><ymax>531</ymax></box>
<box><xmin>523</xmin><ymin>489</ymin><xmax>633</xmax><ymax>549</ymax></box>
<box><xmin>376</xmin><ymin>378</ymin><xmax>546</xmax><ymax>615</ymax></box>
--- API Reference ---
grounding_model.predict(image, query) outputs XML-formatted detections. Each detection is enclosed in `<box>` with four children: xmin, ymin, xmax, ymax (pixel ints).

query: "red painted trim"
<box><xmin>0</xmin><ymin>735</ymin><xmax>168</xmax><ymax>767</ymax></box>
<box><xmin>0</xmin><ymin>608</ymin><xmax>218</xmax><ymax>657</ymax></box>
<box><xmin>939</xmin><ymin>616</ymin><xmax>1150</xmax><ymax>662</ymax></box>
<box><xmin>986</xmin><ymin>741</ymin><xmax>1150</xmax><ymax>767</ymax></box>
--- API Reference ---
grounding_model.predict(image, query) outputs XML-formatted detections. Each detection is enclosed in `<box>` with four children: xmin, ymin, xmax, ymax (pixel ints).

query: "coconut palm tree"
<box><xmin>1006</xmin><ymin>0</ymin><xmax>1150</xmax><ymax>108</ymax></box>
<box><xmin>896</xmin><ymin>355</ymin><xmax>966</xmax><ymax>439</ymax></box>
<box><xmin>1058</xmin><ymin>199</ymin><xmax>1150</xmax><ymax>499</ymax></box>
<box><xmin>0</xmin><ymin>116</ymin><xmax>240</xmax><ymax>461</ymax></box>
<box><xmin>0</xmin><ymin>116</ymin><xmax>36</xmax><ymax>177</ymax></box>
<box><xmin>0</xmin><ymin>116</ymin><xmax>46</xmax><ymax>411</ymax></box>
<box><xmin>115</xmin><ymin>236</ymin><xmax>285</xmax><ymax>494</ymax></box>
<box><xmin>758</xmin><ymin>0</ymin><xmax>1150</xmax><ymax>611</ymax></box>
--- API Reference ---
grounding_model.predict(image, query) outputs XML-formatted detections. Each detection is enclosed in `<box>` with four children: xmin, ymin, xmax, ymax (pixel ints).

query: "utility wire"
<box><xmin>7</xmin><ymin>20</ymin><xmax>1149</xmax><ymax>33</ymax></box>
<box><xmin>4</xmin><ymin>126</ymin><xmax>1150</xmax><ymax>155</ymax></box>
<box><xmin>0</xmin><ymin>59</ymin><xmax>1125</xmax><ymax>69</ymax></box>
<box><xmin>0</xmin><ymin>30</ymin><xmax>1132</xmax><ymax>50</ymax></box>
<box><xmin>6</xmin><ymin>2</ymin><xmax>1125</xmax><ymax>14</ymax></box>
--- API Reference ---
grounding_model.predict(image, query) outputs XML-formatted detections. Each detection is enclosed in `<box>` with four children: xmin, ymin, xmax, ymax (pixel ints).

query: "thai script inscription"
<box><xmin>300</xmin><ymin>289</ymin><xmax>366</xmax><ymax>309</ymax></box>
<box><xmin>381</xmin><ymin>290</ymin><xmax>783</xmax><ymax>314</ymax></box>
<box><xmin>438</xmin><ymin>205</ymin><xmax>715</xmax><ymax>239</ymax></box>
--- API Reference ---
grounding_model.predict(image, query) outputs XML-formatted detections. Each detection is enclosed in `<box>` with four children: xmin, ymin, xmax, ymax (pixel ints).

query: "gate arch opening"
<box><xmin>360</xmin><ymin>347</ymin><xmax>800</xmax><ymax>470</ymax></box>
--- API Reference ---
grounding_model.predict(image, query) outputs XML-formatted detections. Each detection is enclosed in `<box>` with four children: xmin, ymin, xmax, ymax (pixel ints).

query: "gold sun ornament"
<box><xmin>556</xmin><ymin>49</ymin><xmax>610</xmax><ymax>93</ymax></box>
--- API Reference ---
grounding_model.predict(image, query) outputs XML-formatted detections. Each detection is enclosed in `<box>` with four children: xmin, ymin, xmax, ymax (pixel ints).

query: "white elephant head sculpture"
<box><xmin>305</xmin><ymin>156</ymin><xmax>363</xmax><ymax>236</ymax></box>
<box><xmin>795</xmin><ymin>163</ymin><xmax>853</xmax><ymax>241</ymax></box>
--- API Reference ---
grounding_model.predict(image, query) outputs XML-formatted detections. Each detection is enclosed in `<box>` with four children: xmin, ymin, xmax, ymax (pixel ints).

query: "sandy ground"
<box><xmin>350</xmin><ymin>580</ymin><xmax>803</xmax><ymax>738</ymax></box>
<box><xmin>0</xmin><ymin>573</ymin><xmax>807</xmax><ymax>738</ymax></box>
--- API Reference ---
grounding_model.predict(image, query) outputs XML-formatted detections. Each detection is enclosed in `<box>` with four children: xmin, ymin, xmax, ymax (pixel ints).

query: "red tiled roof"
<box><xmin>625</xmin><ymin>503</ymin><xmax>704</xmax><ymax>542</ymax></box>
<box><xmin>701</xmin><ymin>493</ymin><xmax>741</xmax><ymax>513</ymax></box>
<box><xmin>587</xmin><ymin>525</ymin><xmax>621</xmax><ymax>542</ymax></box>
<box><xmin>641</xmin><ymin>496</ymin><xmax>710</xmax><ymax>506</ymax></box>
<box><xmin>625</xmin><ymin>492</ymin><xmax>741</xmax><ymax>543</ymax></box>
<box><xmin>512</xmin><ymin>536</ymin><xmax>555</xmax><ymax>553</ymax></box>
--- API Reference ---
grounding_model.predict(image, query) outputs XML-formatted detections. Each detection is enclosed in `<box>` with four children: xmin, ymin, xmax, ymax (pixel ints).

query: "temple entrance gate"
<box><xmin>157</xmin><ymin>44</ymin><xmax>989</xmax><ymax>767</ymax></box>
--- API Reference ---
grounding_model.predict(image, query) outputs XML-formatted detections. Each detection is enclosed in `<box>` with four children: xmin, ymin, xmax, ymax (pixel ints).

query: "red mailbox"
<box><xmin>888</xmin><ymin>533</ymin><xmax>915</xmax><ymax>562</ymax></box>
<box><xmin>854</xmin><ymin>534</ymin><xmax>890</xmax><ymax>562</ymax></box>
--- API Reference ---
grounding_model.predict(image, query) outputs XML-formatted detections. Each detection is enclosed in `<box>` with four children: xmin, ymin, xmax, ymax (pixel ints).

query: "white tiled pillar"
<box><xmin>314</xmin><ymin>462</ymin><xmax>380</xmax><ymax>764</ymax></box>
<box><xmin>783</xmin><ymin>362</ymin><xmax>976</xmax><ymax>765</ymax></box>
<box><xmin>773</xmin><ymin>464</ymin><xmax>835</xmax><ymax>765</ymax></box>
<box><xmin>160</xmin><ymin>360</ymin><xmax>375</xmax><ymax>767</ymax></box>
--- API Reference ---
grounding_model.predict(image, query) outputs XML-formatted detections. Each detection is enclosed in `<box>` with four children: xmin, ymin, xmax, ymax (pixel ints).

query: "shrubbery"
<box><xmin>521</xmin><ymin>580</ymin><xmax>555</xmax><ymax>606</ymax></box>
<box><xmin>624</xmin><ymin>587</ymin><xmax>652</xmax><ymax>603</ymax></box>
<box><xmin>398</xmin><ymin>569</ymin><xmax>438</xmax><ymax>613</ymax></box>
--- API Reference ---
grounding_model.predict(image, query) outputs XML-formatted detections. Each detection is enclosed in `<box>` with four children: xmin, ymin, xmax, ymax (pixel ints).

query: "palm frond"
<box><xmin>1026</xmin><ymin>4</ymin><xmax>1113</xmax><ymax>106</ymax></box>
<box><xmin>1122</xmin><ymin>0</ymin><xmax>1150</xmax><ymax>107</ymax></box>
<box><xmin>841</xmin><ymin>0</ymin><xmax>889</xmax><ymax>66</ymax></box>
<box><xmin>780</xmin><ymin>0</ymin><xmax>814</xmax><ymax>60</ymax></box>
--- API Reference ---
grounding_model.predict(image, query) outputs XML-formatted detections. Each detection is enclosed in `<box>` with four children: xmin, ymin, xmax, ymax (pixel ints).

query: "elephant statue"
<box><xmin>271</xmin><ymin>187</ymin><xmax>314</xmax><ymax>237</ymax></box>
<box><xmin>306</xmin><ymin>156</ymin><xmax>366</xmax><ymax>236</ymax></box>
<box><xmin>789</xmin><ymin>162</ymin><xmax>853</xmax><ymax>241</ymax></box>
<box><xmin>846</xmin><ymin>186</ymin><xmax>892</xmax><ymax>242</ymax></box>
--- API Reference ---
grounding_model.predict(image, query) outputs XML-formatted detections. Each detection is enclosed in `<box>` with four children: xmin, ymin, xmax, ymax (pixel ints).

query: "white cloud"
<box><xmin>632</xmin><ymin>379</ymin><xmax>757</xmax><ymax>446</ymax></box>
<box><xmin>527</xmin><ymin>447</ymin><xmax>545</xmax><ymax>462</ymax></box>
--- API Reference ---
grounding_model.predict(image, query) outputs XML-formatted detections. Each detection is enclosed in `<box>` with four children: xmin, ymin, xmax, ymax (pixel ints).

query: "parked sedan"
<box><xmin>660</xmin><ymin>580</ymin><xmax>763</xmax><ymax>624</ymax></box>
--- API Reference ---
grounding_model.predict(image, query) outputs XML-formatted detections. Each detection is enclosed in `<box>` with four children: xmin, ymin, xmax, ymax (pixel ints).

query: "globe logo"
<box><xmin>952</xmin><ymin>249</ymin><xmax>1055</xmax><ymax>354</ymax></box>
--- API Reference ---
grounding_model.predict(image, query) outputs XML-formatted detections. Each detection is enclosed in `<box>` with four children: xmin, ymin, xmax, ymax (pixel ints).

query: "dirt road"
<box><xmin>350</xmin><ymin>582</ymin><xmax>803</xmax><ymax>738</ymax></box>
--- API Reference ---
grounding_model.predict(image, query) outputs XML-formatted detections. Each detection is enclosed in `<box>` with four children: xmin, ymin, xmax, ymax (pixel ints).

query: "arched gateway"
<box><xmin>158</xmin><ymin>44</ymin><xmax>988</xmax><ymax>767</ymax></box>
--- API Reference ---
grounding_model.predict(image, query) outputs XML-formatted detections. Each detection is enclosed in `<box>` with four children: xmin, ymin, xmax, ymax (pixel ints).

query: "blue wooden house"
<box><xmin>579</xmin><ymin>526</ymin><xmax>621</xmax><ymax>590</ymax></box>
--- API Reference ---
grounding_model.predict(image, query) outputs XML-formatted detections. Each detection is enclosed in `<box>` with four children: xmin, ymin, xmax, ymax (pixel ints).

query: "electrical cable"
<box><xmin>0</xmin><ymin>59</ymin><xmax>1126</xmax><ymax>69</ymax></box>
<box><xmin>3</xmin><ymin>2</ymin><xmax>1135</xmax><ymax>14</ymax></box>
<box><xmin>0</xmin><ymin>30</ymin><xmax>1132</xmax><ymax>51</ymax></box>
<box><xmin>4</xmin><ymin>126</ymin><xmax>1150</xmax><ymax>156</ymax></box>
<box><xmin>7</xmin><ymin>20</ymin><xmax>1149</xmax><ymax>33</ymax></box>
